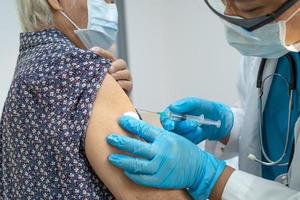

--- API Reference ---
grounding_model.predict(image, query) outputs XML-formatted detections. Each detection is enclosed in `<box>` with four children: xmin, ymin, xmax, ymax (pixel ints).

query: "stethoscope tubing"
<box><xmin>250</xmin><ymin>54</ymin><xmax>297</xmax><ymax>167</ymax></box>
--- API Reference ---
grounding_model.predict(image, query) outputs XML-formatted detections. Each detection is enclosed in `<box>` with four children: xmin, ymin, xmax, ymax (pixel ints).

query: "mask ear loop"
<box><xmin>280</xmin><ymin>7</ymin><xmax>300</xmax><ymax>50</ymax></box>
<box><xmin>285</xmin><ymin>7</ymin><xmax>300</xmax><ymax>23</ymax></box>
<box><xmin>59</xmin><ymin>10</ymin><xmax>81</xmax><ymax>30</ymax></box>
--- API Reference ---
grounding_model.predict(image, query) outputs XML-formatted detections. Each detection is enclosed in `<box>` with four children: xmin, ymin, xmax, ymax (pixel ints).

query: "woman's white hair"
<box><xmin>16</xmin><ymin>0</ymin><xmax>54</xmax><ymax>32</ymax></box>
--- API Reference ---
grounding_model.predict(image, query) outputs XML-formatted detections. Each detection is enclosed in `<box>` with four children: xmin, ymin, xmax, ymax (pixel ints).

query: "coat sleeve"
<box><xmin>206</xmin><ymin>57</ymin><xmax>248</xmax><ymax>160</ymax></box>
<box><xmin>222</xmin><ymin>170</ymin><xmax>300</xmax><ymax>200</ymax></box>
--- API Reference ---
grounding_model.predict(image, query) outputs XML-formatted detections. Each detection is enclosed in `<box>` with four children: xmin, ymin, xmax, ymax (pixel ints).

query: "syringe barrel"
<box><xmin>166</xmin><ymin>112</ymin><xmax>222</xmax><ymax>128</ymax></box>
<box><xmin>186</xmin><ymin>114</ymin><xmax>221</xmax><ymax>128</ymax></box>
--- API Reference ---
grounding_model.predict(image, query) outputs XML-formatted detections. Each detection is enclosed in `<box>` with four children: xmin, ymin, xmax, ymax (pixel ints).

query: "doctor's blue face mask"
<box><xmin>205</xmin><ymin>0</ymin><xmax>300</xmax><ymax>59</ymax></box>
<box><xmin>59</xmin><ymin>0</ymin><xmax>119</xmax><ymax>50</ymax></box>
<box><xmin>223</xmin><ymin>7</ymin><xmax>300</xmax><ymax>59</ymax></box>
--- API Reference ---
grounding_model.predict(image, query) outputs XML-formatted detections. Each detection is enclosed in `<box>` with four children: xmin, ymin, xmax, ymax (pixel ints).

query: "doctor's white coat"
<box><xmin>207</xmin><ymin>56</ymin><xmax>300</xmax><ymax>199</ymax></box>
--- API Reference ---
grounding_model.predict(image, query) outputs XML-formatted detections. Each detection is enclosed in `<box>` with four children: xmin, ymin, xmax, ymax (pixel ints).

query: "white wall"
<box><xmin>0</xmin><ymin>1</ymin><xmax>20</xmax><ymax>114</ymax></box>
<box><xmin>125</xmin><ymin>0</ymin><xmax>241</xmax><ymax>111</ymax></box>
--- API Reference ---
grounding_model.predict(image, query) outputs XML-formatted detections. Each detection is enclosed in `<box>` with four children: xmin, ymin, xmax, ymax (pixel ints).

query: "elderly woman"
<box><xmin>0</xmin><ymin>0</ymin><xmax>191</xmax><ymax>199</ymax></box>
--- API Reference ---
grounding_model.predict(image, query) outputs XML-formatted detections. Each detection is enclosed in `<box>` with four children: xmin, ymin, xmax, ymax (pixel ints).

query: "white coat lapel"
<box><xmin>288</xmin><ymin>118</ymin><xmax>300</xmax><ymax>190</ymax></box>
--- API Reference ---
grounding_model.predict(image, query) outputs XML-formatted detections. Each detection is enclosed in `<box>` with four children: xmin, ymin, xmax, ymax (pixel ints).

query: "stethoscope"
<box><xmin>248</xmin><ymin>54</ymin><xmax>297</xmax><ymax>172</ymax></box>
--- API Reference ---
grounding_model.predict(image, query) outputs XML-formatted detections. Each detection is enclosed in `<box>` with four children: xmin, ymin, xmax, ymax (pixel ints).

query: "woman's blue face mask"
<box><xmin>60</xmin><ymin>0</ymin><xmax>119</xmax><ymax>50</ymax></box>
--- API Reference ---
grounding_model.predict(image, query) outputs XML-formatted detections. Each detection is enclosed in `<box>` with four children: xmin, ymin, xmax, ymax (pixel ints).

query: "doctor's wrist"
<box><xmin>187</xmin><ymin>151</ymin><xmax>227</xmax><ymax>200</ymax></box>
<box><xmin>220</xmin><ymin>134</ymin><xmax>231</xmax><ymax>145</ymax></box>
<box><xmin>209</xmin><ymin>166</ymin><xmax>235</xmax><ymax>200</ymax></box>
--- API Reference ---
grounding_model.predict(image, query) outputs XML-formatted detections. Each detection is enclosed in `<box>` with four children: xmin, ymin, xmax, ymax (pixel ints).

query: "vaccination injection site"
<box><xmin>2</xmin><ymin>0</ymin><xmax>300</xmax><ymax>199</ymax></box>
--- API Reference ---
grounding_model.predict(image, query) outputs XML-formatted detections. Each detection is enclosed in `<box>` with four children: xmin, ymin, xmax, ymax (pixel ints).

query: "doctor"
<box><xmin>107</xmin><ymin>0</ymin><xmax>300</xmax><ymax>199</ymax></box>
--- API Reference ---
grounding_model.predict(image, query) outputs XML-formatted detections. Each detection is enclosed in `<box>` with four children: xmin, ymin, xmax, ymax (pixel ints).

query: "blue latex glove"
<box><xmin>161</xmin><ymin>97</ymin><xmax>234</xmax><ymax>144</ymax></box>
<box><xmin>107</xmin><ymin>116</ymin><xmax>226</xmax><ymax>200</ymax></box>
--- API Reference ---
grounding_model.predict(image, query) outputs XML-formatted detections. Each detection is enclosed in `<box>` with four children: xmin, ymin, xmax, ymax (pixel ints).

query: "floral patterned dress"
<box><xmin>0</xmin><ymin>28</ymin><xmax>115</xmax><ymax>199</ymax></box>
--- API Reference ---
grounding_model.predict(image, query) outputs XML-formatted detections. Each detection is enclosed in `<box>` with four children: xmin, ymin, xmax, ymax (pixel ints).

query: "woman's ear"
<box><xmin>47</xmin><ymin>0</ymin><xmax>63</xmax><ymax>11</ymax></box>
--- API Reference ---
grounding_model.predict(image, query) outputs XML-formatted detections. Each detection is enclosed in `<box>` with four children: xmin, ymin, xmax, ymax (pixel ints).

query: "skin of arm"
<box><xmin>85</xmin><ymin>74</ymin><xmax>191</xmax><ymax>200</ymax></box>
<box><xmin>220</xmin><ymin>135</ymin><xmax>230</xmax><ymax>145</ymax></box>
<box><xmin>210</xmin><ymin>166</ymin><xmax>235</xmax><ymax>200</ymax></box>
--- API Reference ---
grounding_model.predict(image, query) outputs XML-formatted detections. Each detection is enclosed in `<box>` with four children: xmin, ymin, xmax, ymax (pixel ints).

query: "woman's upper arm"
<box><xmin>85</xmin><ymin>74</ymin><xmax>191</xmax><ymax>200</ymax></box>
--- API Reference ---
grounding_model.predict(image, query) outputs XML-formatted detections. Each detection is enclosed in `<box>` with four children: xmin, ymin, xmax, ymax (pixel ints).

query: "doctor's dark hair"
<box><xmin>16</xmin><ymin>0</ymin><xmax>54</xmax><ymax>32</ymax></box>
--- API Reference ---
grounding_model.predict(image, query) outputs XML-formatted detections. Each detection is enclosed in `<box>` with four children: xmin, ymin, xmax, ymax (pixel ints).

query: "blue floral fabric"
<box><xmin>0</xmin><ymin>28</ymin><xmax>115</xmax><ymax>199</ymax></box>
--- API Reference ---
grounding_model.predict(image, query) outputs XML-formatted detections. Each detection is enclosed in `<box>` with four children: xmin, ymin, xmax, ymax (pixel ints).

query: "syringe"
<box><xmin>137</xmin><ymin>109</ymin><xmax>221</xmax><ymax>128</ymax></box>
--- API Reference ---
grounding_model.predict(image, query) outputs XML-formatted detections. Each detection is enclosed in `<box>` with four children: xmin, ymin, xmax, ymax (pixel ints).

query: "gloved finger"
<box><xmin>160</xmin><ymin>107</ymin><xmax>177</xmax><ymax>131</ymax></box>
<box><xmin>169</xmin><ymin>97</ymin><xmax>203</xmax><ymax>115</ymax></box>
<box><xmin>119</xmin><ymin>116</ymin><xmax>161</xmax><ymax>143</ymax></box>
<box><xmin>173</xmin><ymin>97</ymin><xmax>227</xmax><ymax>120</ymax></box>
<box><xmin>111</xmin><ymin>69</ymin><xmax>132</xmax><ymax>81</ymax></box>
<box><xmin>125</xmin><ymin>172</ymin><xmax>165</xmax><ymax>188</ymax></box>
<box><xmin>107</xmin><ymin>134</ymin><xmax>155</xmax><ymax>159</ymax></box>
<box><xmin>183</xmin><ymin>127</ymin><xmax>207</xmax><ymax>144</ymax></box>
<box><xmin>173</xmin><ymin>120</ymin><xmax>199</xmax><ymax>135</ymax></box>
<box><xmin>116</xmin><ymin>80</ymin><xmax>133</xmax><ymax>93</ymax></box>
<box><xmin>90</xmin><ymin>46</ymin><xmax>116</xmax><ymax>61</ymax></box>
<box><xmin>172</xmin><ymin>120</ymin><xmax>208</xmax><ymax>144</ymax></box>
<box><xmin>109</xmin><ymin>59</ymin><xmax>128</xmax><ymax>73</ymax></box>
<box><xmin>160</xmin><ymin>111</ymin><xmax>175</xmax><ymax>131</ymax></box>
<box><xmin>109</xmin><ymin>154</ymin><xmax>155</xmax><ymax>174</ymax></box>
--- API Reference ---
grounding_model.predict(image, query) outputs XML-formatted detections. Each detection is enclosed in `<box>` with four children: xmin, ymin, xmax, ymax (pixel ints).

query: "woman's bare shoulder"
<box><xmin>85</xmin><ymin>74</ymin><xmax>191</xmax><ymax>200</ymax></box>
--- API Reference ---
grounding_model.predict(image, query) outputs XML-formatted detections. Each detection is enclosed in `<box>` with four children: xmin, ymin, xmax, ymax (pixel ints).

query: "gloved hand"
<box><xmin>161</xmin><ymin>97</ymin><xmax>234</xmax><ymax>144</ymax></box>
<box><xmin>107</xmin><ymin>116</ymin><xmax>226</xmax><ymax>200</ymax></box>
